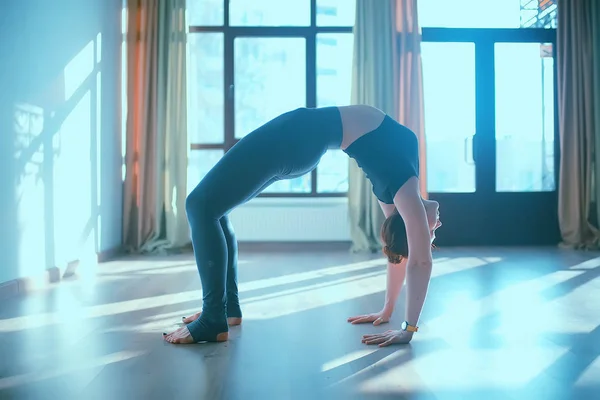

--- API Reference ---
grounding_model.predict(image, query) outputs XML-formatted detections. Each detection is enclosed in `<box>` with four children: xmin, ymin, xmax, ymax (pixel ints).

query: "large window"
<box><xmin>186</xmin><ymin>0</ymin><xmax>355</xmax><ymax>197</ymax></box>
<box><xmin>185</xmin><ymin>0</ymin><xmax>558</xmax><ymax>198</ymax></box>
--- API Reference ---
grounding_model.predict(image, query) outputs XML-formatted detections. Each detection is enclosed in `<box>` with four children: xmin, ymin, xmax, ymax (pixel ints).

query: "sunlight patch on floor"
<box><xmin>0</xmin><ymin>289</ymin><xmax>201</xmax><ymax>332</ymax></box>
<box><xmin>568</xmin><ymin>256</ymin><xmax>600</xmax><ymax>270</ymax></box>
<box><xmin>239</xmin><ymin>258</ymin><xmax>386</xmax><ymax>292</ymax></box>
<box><xmin>327</xmin><ymin>349</ymin><xmax>413</xmax><ymax>389</ymax></box>
<box><xmin>356</xmin><ymin>345</ymin><xmax>568</xmax><ymax>394</ymax></box>
<box><xmin>129</xmin><ymin>264</ymin><xmax>198</xmax><ymax>275</ymax></box>
<box><xmin>0</xmin><ymin>350</ymin><xmax>146</xmax><ymax>390</ymax></box>
<box><xmin>99</xmin><ymin>260</ymin><xmax>197</xmax><ymax>274</ymax></box>
<box><xmin>138</xmin><ymin>307</ymin><xmax>205</xmax><ymax>323</ymax></box>
<box><xmin>426</xmin><ymin>268</ymin><xmax>588</xmax><ymax>334</ymax></box>
<box><xmin>430</xmin><ymin>256</ymin><xmax>500</xmax><ymax>279</ymax></box>
<box><xmin>240</xmin><ymin>270</ymin><xmax>386</xmax><ymax>320</ymax></box>
<box><xmin>321</xmin><ymin>349</ymin><xmax>380</xmax><ymax>372</ymax></box>
<box><xmin>101</xmin><ymin>315</ymin><xmax>189</xmax><ymax>333</ymax></box>
<box><xmin>574</xmin><ymin>354</ymin><xmax>600</xmax><ymax>387</ymax></box>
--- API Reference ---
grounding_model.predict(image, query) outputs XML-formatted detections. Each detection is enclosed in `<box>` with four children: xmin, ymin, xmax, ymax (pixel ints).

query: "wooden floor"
<box><xmin>1</xmin><ymin>246</ymin><xmax>599</xmax><ymax>400</ymax></box>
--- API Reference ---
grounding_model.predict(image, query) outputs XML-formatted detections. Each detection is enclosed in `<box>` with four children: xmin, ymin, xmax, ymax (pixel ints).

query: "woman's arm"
<box><xmin>377</xmin><ymin>200</ymin><xmax>408</xmax><ymax>317</ymax></box>
<box><xmin>347</xmin><ymin>201</ymin><xmax>407</xmax><ymax>325</ymax></box>
<box><xmin>362</xmin><ymin>177</ymin><xmax>433</xmax><ymax>346</ymax></box>
<box><xmin>381</xmin><ymin>258</ymin><xmax>407</xmax><ymax>318</ymax></box>
<box><xmin>393</xmin><ymin>177</ymin><xmax>433</xmax><ymax>330</ymax></box>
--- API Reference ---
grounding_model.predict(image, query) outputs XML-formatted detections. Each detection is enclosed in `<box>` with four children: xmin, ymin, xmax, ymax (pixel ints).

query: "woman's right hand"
<box><xmin>347</xmin><ymin>310</ymin><xmax>390</xmax><ymax>325</ymax></box>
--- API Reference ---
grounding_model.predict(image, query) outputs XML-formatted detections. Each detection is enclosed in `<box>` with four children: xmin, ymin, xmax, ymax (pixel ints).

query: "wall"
<box><xmin>0</xmin><ymin>0</ymin><xmax>123</xmax><ymax>285</ymax></box>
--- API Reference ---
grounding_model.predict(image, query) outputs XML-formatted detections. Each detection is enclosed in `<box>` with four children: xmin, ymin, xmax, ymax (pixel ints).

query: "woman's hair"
<box><xmin>380</xmin><ymin>210</ymin><xmax>437</xmax><ymax>264</ymax></box>
<box><xmin>380</xmin><ymin>211</ymin><xmax>408</xmax><ymax>264</ymax></box>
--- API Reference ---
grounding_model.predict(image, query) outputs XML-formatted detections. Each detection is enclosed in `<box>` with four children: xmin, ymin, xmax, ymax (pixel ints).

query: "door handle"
<box><xmin>464</xmin><ymin>135</ymin><xmax>475</xmax><ymax>165</ymax></box>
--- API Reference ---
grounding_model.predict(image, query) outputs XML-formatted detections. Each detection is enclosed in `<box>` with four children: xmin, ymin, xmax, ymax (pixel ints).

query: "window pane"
<box><xmin>229</xmin><ymin>0</ymin><xmax>310</xmax><ymax>26</ymax></box>
<box><xmin>418</xmin><ymin>0</ymin><xmax>557</xmax><ymax>28</ymax></box>
<box><xmin>186</xmin><ymin>0</ymin><xmax>224</xmax><ymax>26</ymax></box>
<box><xmin>495</xmin><ymin>43</ymin><xmax>555</xmax><ymax>192</ymax></box>
<box><xmin>187</xmin><ymin>33</ymin><xmax>224</xmax><ymax>144</ymax></box>
<box><xmin>234</xmin><ymin>37</ymin><xmax>306</xmax><ymax>139</ymax></box>
<box><xmin>187</xmin><ymin>150</ymin><xmax>224</xmax><ymax>195</ymax></box>
<box><xmin>316</xmin><ymin>33</ymin><xmax>352</xmax><ymax>193</ymax></box>
<box><xmin>316</xmin><ymin>33</ymin><xmax>354</xmax><ymax>107</ymax></box>
<box><xmin>262</xmin><ymin>174</ymin><xmax>312</xmax><ymax>194</ymax></box>
<box><xmin>317</xmin><ymin>150</ymin><xmax>348</xmax><ymax>193</ymax></box>
<box><xmin>422</xmin><ymin>42</ymin><xmax>476</xmax><ymax>193</ymax></box>
<box><xmin>316</xmin><ymin>0</ymin><xmax>356</xmax><ymax>26</ymax></box>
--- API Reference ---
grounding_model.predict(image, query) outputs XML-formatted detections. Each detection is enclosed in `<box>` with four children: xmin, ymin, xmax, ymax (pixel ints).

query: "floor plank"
<box><xmin>1</xmin><ymin>246</ymin><xmax>599</xmax><ymax>399</ymax></box>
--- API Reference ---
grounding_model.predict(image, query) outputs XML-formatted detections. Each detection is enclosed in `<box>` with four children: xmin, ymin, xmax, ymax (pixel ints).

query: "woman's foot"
<box><xmin>164</xmin><ymin>320</ymin><xmax>229</xmax><ymax>344</ymax></box>
<box><xmin>163</xmin><ymin>325</ymin><xmax>196</xmax><ymax>344</ymax></box>
<box><xmin>182</xmin><ymin>308</ymin><xmax>242</xmax><ymax>326</ymax></box>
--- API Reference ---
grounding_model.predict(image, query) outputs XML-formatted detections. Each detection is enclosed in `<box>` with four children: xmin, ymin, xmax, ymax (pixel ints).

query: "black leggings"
<box><xmin>184</xmin><ymin>106</ymin><xmax>343</xmax><ymax>342</ymax></box>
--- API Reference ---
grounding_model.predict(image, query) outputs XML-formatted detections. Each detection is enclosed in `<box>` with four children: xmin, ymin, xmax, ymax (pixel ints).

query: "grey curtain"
<box><xmin>557</xmin><ymin>0</ymin><xmax>600</xmax><ymax>249</ymax></box>
<box><xmin>122</xmin><ymin>0</ymin><xmax>189</xmax><ymax>253</ymax></box>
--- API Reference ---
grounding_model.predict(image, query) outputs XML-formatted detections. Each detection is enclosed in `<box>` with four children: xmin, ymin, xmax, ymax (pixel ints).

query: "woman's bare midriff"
<box><xmin>337</xmin><ymin>105</ymin><xmax>386</xmax><ymax>150</ymax></box>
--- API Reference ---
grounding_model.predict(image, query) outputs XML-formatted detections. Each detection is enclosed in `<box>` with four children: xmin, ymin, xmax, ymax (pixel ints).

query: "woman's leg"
<box><xmin>181</xmin><ymin>214</ymin><xmax>243</xmax><ymax>325</ymax></box>
<box><xmin>181</xmin><ymin>174</ymin><xmax>280</xmax><ymax>326</ymax></box>
<box><xmin>222</xmin><ymin>215</ymin><xmax>242</xmax><ymax>318</ymax></box>
<box><xmin>164</xmin><ymin>136</ymin><xmax>281</xmax><ymax>344</ymax></box>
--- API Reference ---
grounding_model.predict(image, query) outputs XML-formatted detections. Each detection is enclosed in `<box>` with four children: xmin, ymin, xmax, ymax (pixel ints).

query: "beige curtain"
<box><xmin>123</xmin><ymin>0</ymin><xmax>189</xmax><ymax>253</ymax></box>
<box><xmin>348</xmin><ymin>0</ymin><xmax>427</xmax><ymax>253</ymax></box>
<box><xmin>557</xmin><ymin>0</ymin><xmax>600</xmax><ymax>249</ymax></box>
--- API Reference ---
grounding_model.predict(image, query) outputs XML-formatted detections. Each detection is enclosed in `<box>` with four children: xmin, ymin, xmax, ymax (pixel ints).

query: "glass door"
<box><xmin>422</xmin><ymin>28</ymin><xmax>560</xmax><ymax>246</ymax></box>
<box><xmin>490</xmin><ymin>41</ymin><xmax>559</xmax><ymax>246</ymax></box>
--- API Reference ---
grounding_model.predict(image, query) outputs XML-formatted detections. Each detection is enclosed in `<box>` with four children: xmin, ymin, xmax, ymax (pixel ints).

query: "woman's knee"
<box><xmin>185</xmin><ymin>188</ymin><xmax>219</xmax><ymax>223</ymax></box>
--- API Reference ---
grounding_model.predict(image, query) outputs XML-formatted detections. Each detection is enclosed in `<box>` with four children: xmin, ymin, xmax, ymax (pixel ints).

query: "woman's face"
<box><xmin>425</xmin><ymin>200</ymin><xmax>442</xmax><ymax>243</ymax></box>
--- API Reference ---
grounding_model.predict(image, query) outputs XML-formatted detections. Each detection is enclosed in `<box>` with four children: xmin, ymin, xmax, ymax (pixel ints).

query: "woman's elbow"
<box><xmin>408</xmin><ymin>257</ymin><xmax>432</xmax><ymax>269</ymax></box>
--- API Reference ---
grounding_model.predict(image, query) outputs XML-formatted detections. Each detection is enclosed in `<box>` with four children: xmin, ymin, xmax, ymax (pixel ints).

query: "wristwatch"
<box><xmin>401</xmin><ymin>321</ymin><xmax>419</xmax><ymax>332</ymax></box>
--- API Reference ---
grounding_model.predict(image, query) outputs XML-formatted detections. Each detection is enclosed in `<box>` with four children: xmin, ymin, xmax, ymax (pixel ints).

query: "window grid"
<box><xmin>187</xmin><ymin>0</ymin><xmax>352</xmax><ymax>198</ymax></box>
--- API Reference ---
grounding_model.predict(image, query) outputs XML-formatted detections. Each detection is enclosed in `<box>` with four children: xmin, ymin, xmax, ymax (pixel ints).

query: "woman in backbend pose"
<box><xmin>163</xmin><ymin>105</ymin><xmax>442</xmax><ymax>346</ymax></box>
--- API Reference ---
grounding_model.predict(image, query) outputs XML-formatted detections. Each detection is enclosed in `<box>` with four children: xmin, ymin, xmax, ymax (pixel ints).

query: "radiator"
<box><xmin>228</xmin><ymin>197</ymin><xmax>351</xmax><ymax>242</ymax></box>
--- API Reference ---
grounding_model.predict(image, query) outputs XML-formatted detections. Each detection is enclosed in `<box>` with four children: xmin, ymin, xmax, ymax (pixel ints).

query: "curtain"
<box><xmin>122</xmin><ymin>0</ymin><xmax>189</xmax><ymax>253</ymax></box>
<box><xmin>556</xmin><ymin>0</ymin><xmax>600</xmax><ymax>249</ymax></box>
<box><xmin>348</xmin><ymin>0</ymin><xmax>427</xmax><ymax>253</ymax></box>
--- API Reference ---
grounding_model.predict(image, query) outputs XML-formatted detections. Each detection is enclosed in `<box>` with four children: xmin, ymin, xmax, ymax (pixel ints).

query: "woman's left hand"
<box><xmin>362</xmin><ymin>329</ymin><xmax>412</xmax><ymax>347</ymax></box>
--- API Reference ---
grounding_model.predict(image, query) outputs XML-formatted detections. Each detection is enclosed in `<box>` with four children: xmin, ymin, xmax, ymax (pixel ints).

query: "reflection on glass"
<box><xmin>418</xmin><ymin>0</ymin><xmax>557</xmax><ymax>29</ymax></box>
<box><xmin>495</xmin><ymin>42</ymin><xmax>555</xmax><ymax>192</ymax></box>
<box><xmin>234</xmin><ymin>37</ymin><xmax>306</xmax><ymax>138</ymax></box>
<box><xmin>316</xmin><ymin>0</ymin><xmax>356</xmax><ymax>26</ymax></box>
<box><xmin>229</xmin><ymin>0</ymin><xmax>310</xmax><ymax>26</ymax></box>
<box><xmin>187</xmin><ymin>33</ymin><xmax>224</xmax><ymax>144</ymax></box>
<box><xmin>186</xmin><ymin>0</ymin><xmax>224</xmax><ymax>26</ymax></box>
<box><xmin>187</xmin><ymin>150</ymin><xmax>224</xmax><ymax>195</ymax></box>
<box><xmin>422</xmin><ymin>42</ymin><xmax>476</xmax><ymax>193</ymax></box>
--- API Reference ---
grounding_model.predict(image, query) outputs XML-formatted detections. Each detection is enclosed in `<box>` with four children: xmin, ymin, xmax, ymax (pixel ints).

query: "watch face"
<box><xmin>401</xmin><ymin>321</ymin><xmax>407</xmax><ymax>330</ymax></box>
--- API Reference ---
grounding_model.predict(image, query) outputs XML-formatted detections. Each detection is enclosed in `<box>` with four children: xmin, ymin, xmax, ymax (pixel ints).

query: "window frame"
<box><xmin>187</xmin><ymin>0</ymin><xmax>352</xmax><ymax>198</ymax></box>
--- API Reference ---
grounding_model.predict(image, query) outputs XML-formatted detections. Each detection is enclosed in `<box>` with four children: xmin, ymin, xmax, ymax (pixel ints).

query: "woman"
<box><xmin>163</xmin><ymin>105</ymin><xmax>440</xmax><ymax>345</ymax></box>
